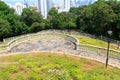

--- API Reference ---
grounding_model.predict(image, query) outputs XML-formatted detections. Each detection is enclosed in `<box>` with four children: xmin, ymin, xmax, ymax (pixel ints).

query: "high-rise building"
<box><xmin>7</xmin><ymin>2</ymin><xmax>26</xmax><ymax>15</ymax></box>
<box><xmin>64</xmin><ymin>0</ymin><xmax>70</xmax><ymax>11</ymax></box>
<box><xmin>58</xmin><ymin>0</ymin><xmax>71</xmax><ymax>13</ymax></box>
<box><xmin>70</xmin><ymin>0</ymin><xmax>77</xmax><ymax>7</ymax></box>
<box><xmin>38</xmin><ymin>0</ymin><xmax>47</xmax><ymax>19</ymax></box>
<box><xmin>38</xmin><ymin>0</ymin><xmax>53</xmax><ymax>19</ymax></box>
<box><xmin>47</xmin><ymin>0</ymin><xmax>53</xmax><ymax>13</ymax></box>
<box><xmin>29</xmin><ymin>3</ymin><xmax>38</xmax><ymax>11</ymax></box>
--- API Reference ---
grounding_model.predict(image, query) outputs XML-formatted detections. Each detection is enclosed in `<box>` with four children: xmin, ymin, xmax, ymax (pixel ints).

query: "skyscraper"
<box><xmin>64</xmin><ymin>0</ymin><xmax>70</xmax><ymax>11</ymax></box>
<box><xmin>38</xmin><ymin>0</ymin><xmax>47</xmax><ymax>19</ymax></box>
<box><xmin>70</xmin><ymin>0</ymin><xmax>77</xmax><ymax>7</ymax></box>
<box><xmin>7</xmin><ymin>2</ymin><xmax>26</xmax><ymax>15</ymax></box>
<box><xmin>47</xmin><ymin>0</ymin><xmax>53</xmax><ymax>13</ymax></box>
<box><xmin>38</xmin><ymin>0</ymin><xmax>53</xmax><ymax>19</ymax></box>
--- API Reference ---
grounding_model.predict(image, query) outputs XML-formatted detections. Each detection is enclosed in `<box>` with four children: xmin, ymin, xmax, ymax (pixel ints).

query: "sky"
<box><xmin>2</xmin><ymin>0</ymin><xmax>63</xmax><ymax>5</ymax></box>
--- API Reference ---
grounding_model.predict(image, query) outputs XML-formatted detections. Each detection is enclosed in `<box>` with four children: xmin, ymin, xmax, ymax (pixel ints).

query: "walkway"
<box><xmin>8</xmin><ymin>37</ymin><xmax>120</xmax><ymax>68</ymax></box>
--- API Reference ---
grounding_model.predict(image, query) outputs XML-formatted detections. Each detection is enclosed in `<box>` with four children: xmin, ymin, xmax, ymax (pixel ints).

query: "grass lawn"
<box><xmin>0</xmin><ymin>42</ymin><xmax>7</xmax><ymax>51</ymax></box>
<box><xmin>0</xmin><ymin>47</ymin><xmax>6</xmax><ymax>51</ymax></box>
<box><xmin>0</xmin><ymin>52</ymin><xmax>119</xmax><ymax>80</ymax></box>
<box><xmin>75</xmin><ymin>35</ymin><xmax>120</xmax><ymax>50</ymax></box>
<box><xmin>0</xmin><ymin>34</ymin><xmax>120</xmax><ymax>51</ymax></box>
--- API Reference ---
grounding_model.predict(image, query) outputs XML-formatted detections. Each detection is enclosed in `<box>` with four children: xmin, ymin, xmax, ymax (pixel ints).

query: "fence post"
<box><xmin>97</xmin><ymin>48</ymin><xmax>100</xmax><ymax>54</ymax></box>
<box><xmin>75</xmin><ymin>43</ymin><xmax>79</xmax><ymax>50</ymax></box>
<box><xmin>3</xmin><ymin>38</ymin><xmax>5</xmax><ymax>42</ymax></box>
<box><xmin>117</xmin><ymin>41</ymin><xmax>120</xmax><ymax>49</ymax></box>
<box><xmin>15</xmin><ymin>40</ymin><xmax>17</xmax><ymax>45</ymax></box>
<box><xmin>27</xmin><ymin>35</ymin><xmax>29</xmax><ymax>40</ymax></box>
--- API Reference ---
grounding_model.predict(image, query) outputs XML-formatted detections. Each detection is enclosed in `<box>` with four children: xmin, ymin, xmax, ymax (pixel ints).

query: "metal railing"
<box><xmin>0</xmin><ymin>30</ymin><xmax>120</xmax><ymax>60</ymax></box>
<box><xmin>78</xmin><ymin>44</ymin><xmax>120</xmax><ymax>59</ymax></box>
<box><xmin>6</xmin><ymin>33</ymin><xmax>78</xmax><ymax>52</ymax></box>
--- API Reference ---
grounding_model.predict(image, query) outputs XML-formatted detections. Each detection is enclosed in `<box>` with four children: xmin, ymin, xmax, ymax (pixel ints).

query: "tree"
<box><xmin>76</xmin><ymin>5</ymin><xmax>94</xmax><ymax>33</ymax></box>
<box><xmin>48</xmin><ymin>8</ymin><xmax>60</xmax><ymax>29</ymax></box>
<box><xmin>30</xmin><ymin>22</ymin><xmax>45</xmax><ymax>32</ymax></box>
<box><xmin>92</xmin><ymin>1</ymin><xmax>116</xmax><ymax>35</ymax></box>
<box><xmin>48</xmin><ymin>7</ymin><xmax>58</xmax><ymax>18</ymax></box>
<box><xmin>0</xmin><ymin>19</ymin><xmax>11</xmax><ymax>41</ymax></box>
<box><xmin>59</xmin><ymin>12</ymin><xmax>76</xmax><ymax>29</ymax></box>
<box><xmin>21</xmin><ymin>8</ymin><xmax>33</xmax><ymax>26</ymax></box>
<box><xmin>30</xmin><ymin>12</ymin><xmax>43</xmax><ymax>23</ymax></box>
<box><xmin>106</xmin><ymin>0</ymin><xmax>120</xmax><ymax>39</ymax></box>
<box><xmin>0</xmin><ymin>1</ymin><xmax>14</xmax><ymax>19</ymax></box>
<box><xmin>12</xmin><ymin>21</ymin><xmax>29</xmax><ymax>36</ymax></box>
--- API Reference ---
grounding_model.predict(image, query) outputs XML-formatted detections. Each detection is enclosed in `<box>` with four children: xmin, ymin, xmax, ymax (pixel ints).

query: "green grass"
<box><xmin>75</xmin><ymin>35</ymin><xmax>120</xmax><ymax>50</ymax></box>
<box><xmin>0</xmin><ymin>34</ymin><xmax>119</xmax><ymax>51</ymax></box>
<box><xmin>0</xmin><ymin>42</ymin><xmax>7</xmax><ymax>51</ymax></box>
<box><xmin>0</xmin><ymin>47</ymin><xmax>6</xmax><ymax>51</ymax></box>
<box><xmin>0</xmin><ymin>42</ymin><xmax>7</xmax><ymax>46</ymax></box>
<box><xmin>0</xmin><ymin>52</ymin><xmax>119</xmax><ymax>80</ymax></box>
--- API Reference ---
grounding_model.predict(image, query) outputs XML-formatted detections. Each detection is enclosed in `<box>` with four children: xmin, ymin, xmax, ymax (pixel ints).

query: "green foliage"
<box><xmin>75</xmin><ymin>35</ymin><xmax>119</xmax><ymax>50</ymax></box>
<box><xmin>8</xmin><ymin>65</ymin><xmax>20</xmax><ymax>73</ymax></box>
<box><xmin>0</xmin><ymin>19</ymin><xmax>11</xmax><ymax>40</ymax></box>
<box><xmin>16</xmin><ymin>73</ymin><xmax>26</xmax><ymax>80</ymax></box>
<box><xmin>21</xmin><ymin>8</ymin><xmax>43</xmax><ymax>27</ymax></box>
<box><xmin>92</xmin><ymin>1</ymin><xmax>116</xmax><ymax>35</ymax></box>
<box><xmin>0</xmin><ymin>0</ymin><xmax>120</xmax><ymax>41</ymax></box>
<box><xmin>21</xmin><ymin>8</ymin><xmax>33</xmax><ymax>26</ymax></box>
<box><xmin>0</xmin><ymin>53</ymin><xmax>120</xmax><ymax>80</ymax></box>
<box><xmin>82</xmin><ymin>68</ymin><xmax>120</xmax><ymax>80</ymax></box>
<box><xmin>28</xmin><ymin>71</ymin><xmax>42</xmax><ymax>80</ymax></box>
<box><xmin>30</xmin><ymin>22</ymin><xmax>45</xmax><ymax>32</ymax></box>
<box><xmin>48</xmin><ymin>8</ymin><xmax>60</xmax><ymax>29</ymax></box>
<box><xmin>48</xmin><ymin>8</ymin><xmax>76</xmax><ymax>30</ymax></box>
<box><xmin>59</xmin><ymin>12</ymin><xmax>76</xmax><ymax>29</ymax></box>
<box><xmin>0</xmin><ymin>71</ymin><xmax>10</xmax><ymax>80</ymax></box>
<box><xmin>0</xmin><ymin>1</ymin><xmax>14</xmax><ymax>15</ymax></box>
<box><xmin>70</xmin><ymin>0</ymin><xmax>120</xmax><ymax>40</ymax></box>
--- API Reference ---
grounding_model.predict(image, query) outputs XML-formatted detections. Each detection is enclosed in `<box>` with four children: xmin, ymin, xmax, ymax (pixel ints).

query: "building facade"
<box><xmin>46</xmin><ymin>0</ymin><xmax>53</xmax><ymax>13</ymax></box>
<box><xmin>38</xmin><ymin>0</ymin><xmax>47</xmax><ymax>19</ymax></box>
<box><xmin>37</xmin><ymin>0</ymin><xmax>76</xmax><ymax>19</ymax></box>
<box><xmin>7</xmin><ymin>2</ymin><xmax>26</xmax><ymax>15</ymax></box>
<box><xmin>64</xmin><ymin>0</ymin><xmax>70</xmax><ymax>11</ymax></box>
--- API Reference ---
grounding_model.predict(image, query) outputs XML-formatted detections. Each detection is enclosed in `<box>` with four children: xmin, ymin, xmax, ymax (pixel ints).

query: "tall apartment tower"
<box><xmin>38</xmin><ymin>0</ymin><xmax>47</xmax><ymax>19</ymax></box>
<box><xmin>70</xmin><ymin>0</ymin><xmax>77</xmax><ymax>7</ymax></box>
<box><xmin>38</xmin><ymin>0</ymin><xmax>53</xmax><ymax>19</ymax></box>
<box><xmin>64</xmin><ymin>0</ymin><xmax>70</xmax><ymax>11</ymax></box>
<box><xmin>11</xmin><ymin>2</ymin><xmax>26</xmax><ymax>15</ymax></box>
<box><xmin>47</xmin><ymin>0</ymin><xmax>53</xmax><ymax>13</ymax></box>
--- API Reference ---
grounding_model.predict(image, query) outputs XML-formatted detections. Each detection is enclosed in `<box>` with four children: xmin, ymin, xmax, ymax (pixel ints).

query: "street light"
<box><xmin>118</xmin><ymin>35</ymin><xmax>120</xmax><ymax>49</ymax></box>
<box><xmin>106</xmin><ymin>30</ymin><xmax>112</xmax><ymax>68</ymax></box>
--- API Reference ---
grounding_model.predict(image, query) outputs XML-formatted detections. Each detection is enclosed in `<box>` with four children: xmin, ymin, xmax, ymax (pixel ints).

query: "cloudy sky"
<box><xmin>3</xmin><ymin>0</ymin><xmax>63</xmax><ymax>5</ymax></box>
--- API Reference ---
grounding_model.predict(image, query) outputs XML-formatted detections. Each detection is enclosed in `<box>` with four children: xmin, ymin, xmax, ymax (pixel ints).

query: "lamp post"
<box><xmin>118</xmin><ymin>35</ymin><xmax>120</xmax><ymax>49</ymax></box>
<box><xmin>106</xmin><ymin>30</ymin><xmax>112</xmax><ymax>68</ymax></box>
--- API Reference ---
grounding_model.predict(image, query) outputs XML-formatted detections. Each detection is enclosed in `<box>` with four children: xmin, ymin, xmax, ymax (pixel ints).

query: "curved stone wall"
<box><xmin>11</xmin><ymin>36</ymin><xmax>76</xmax><ymax>53</ymax></box>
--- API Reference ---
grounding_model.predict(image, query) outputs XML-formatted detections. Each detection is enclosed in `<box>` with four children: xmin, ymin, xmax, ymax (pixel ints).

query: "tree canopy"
<box><xmin>0</xmin><ymin>0</ymin><xmax>120</xmax><ymax>40</ymax></box>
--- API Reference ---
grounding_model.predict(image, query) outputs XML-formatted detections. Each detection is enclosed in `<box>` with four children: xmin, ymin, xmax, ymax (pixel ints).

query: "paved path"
<box><xmin>11</xmin><ymin>37</ymin><xmax>75</xmax><ymax>53</ymax></box>
<box><xmin>1</xmin><ymin>36</ymin><xmax>120</xmax><ymax>68</ymax></box>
